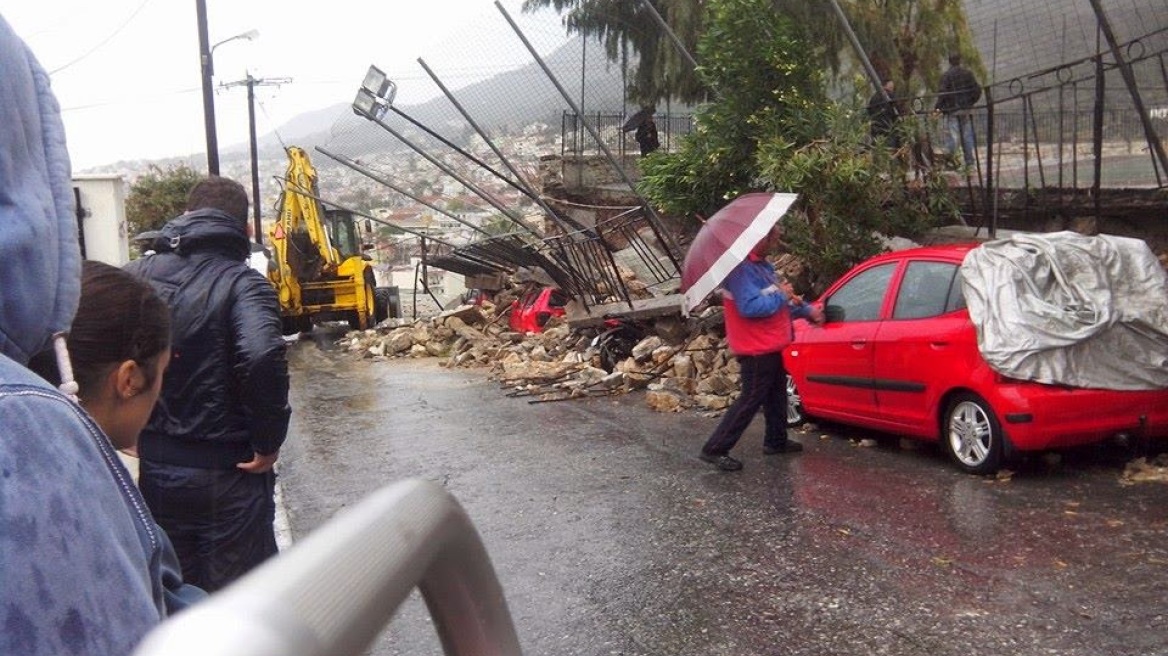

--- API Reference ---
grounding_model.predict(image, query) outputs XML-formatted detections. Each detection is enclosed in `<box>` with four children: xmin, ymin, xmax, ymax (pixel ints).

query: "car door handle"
<box><xmin>930</xmin><ymin>341</ymin><xmax>949</xmax><ymax>348</ymax></box>
<box><xmin>851</xmin><ymin>340</ymin><xmax>867</xmax><ymax>349</ymax></box>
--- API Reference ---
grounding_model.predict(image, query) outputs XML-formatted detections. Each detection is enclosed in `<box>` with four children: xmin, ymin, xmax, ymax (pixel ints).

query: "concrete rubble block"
<box><xmin>410</xmin><ymin>325</ymin><xmax>433</xmax><ymax>344</ymax></box>
<box><xmin>614</xmin><ymin>357</ymin><xmax>643</xmax><ymax>375</ymax></box>
<box><xmin>658</xmin><ymin>376</ymin><xmax>695</xmax><ymax>396</ymax></box>
<box><xmin>453</xmin><ymin>323</ymin><xmax>487</xmax><ymax>342</ymax></box>
<box><xmin>529</xmin><ymin>344</ymin><xmax>551</xmax><ymax>362</ymax></box>
<box><xmin>645</xmin><ymin>390</ymin><xmax>684</xmax><ymax>412</ymax></box>
<box><xmin>574</xmin><ymin>366</ymin><xmax>611</xmax><ymax>384</ymax></box>
<box><xmin>651</xmin><ymin>345</ymin><xmax>677</xmax><ymax>365</ymax></box>
<box><xmin>440</xmin><ymin>305</ymin><xmax>488</xmax><ymax>325</ymax></box>
<box><xmin>631</xmin><ymin>335</ymin><xmax>663</xmax><ymax>362</ymax></box>
<box><xmin>672</xmin><ymin>354</ymin><xmax>696</xmax><ymax>380</ymax></box>
<box><xmin>409</xmin><ymin>344</ymin><xmax>429</xmax><ymax>358</ymax></box>
<box><xmin>501</xmin><ymin>360</ymin><xmax>578</xmax><ymax>382</ymax></box>
<box><xmin>696</xmin><ymin>373</ymin><xmax>738</xmax><ymax>396</ymax></box>
<box><xmin>695</xmin><ymin>394</ymin><xmax>733</xmax><ymax>411</ymax></box>
<box><xmin>658</xmin><ymin>373</ymin><xmax>691</xmax><ymax>392</ymax></box>
<box><xmin>424</xmin><ymin>341</ymin><xmax>448</xmax><ymax>357</ymax></box>
<box><xmin>386</xmin><ymin>330</ymin><xmax>413</xmax><ymax>354</ymax></box>
<box><xmin>723</xmin><ymin>356</ymin><xmax>740</xmax><ymax>376</ymax></box>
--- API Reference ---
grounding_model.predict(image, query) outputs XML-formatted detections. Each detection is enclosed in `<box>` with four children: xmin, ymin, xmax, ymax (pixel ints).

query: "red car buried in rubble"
<box><xmin>508</xmin><ymin>287</ymin><xmax>568</xmax><ymax>334</ymax></box>
<box><xmin>782</xmin><ymin>244</ymin><xmax>1168</xmax><ymax>475</ymax></box>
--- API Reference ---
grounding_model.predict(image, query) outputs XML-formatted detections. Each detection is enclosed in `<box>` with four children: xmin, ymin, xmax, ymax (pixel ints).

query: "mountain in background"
<box><xmin>220</xmin><ymin>35</ymin><xmax>634</xmax><ymax>163</ymax></box>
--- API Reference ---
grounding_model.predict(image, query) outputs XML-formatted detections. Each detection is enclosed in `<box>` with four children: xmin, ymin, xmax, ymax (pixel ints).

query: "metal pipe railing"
<box><xmin>133</xmin><ymin>479</ymin><xmax>522</xmax><ymax>656</ymax></box>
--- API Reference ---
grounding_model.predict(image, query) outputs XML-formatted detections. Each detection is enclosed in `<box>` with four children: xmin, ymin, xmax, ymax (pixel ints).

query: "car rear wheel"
<box><xmin>943</xmin><ymin>393</ymin><xmax>1004</xmax><ymax>475</ymax></box>
<box><xmin>786</xmin><ymin>374</ymin><xmax>804</xmax><ymax>427</ymax></box>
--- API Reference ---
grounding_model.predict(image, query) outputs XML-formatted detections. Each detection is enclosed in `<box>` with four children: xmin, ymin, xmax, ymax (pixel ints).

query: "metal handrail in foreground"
<box><xmin>133</xmin><ymin>479</ymin><xmax>523</xmax><ymax>656</ymax></box>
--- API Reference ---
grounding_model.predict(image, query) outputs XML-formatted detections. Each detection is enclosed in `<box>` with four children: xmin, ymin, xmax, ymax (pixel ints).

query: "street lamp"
<box><xmin>196</xmin><ymin>0</ymin><xmax>257</xmax><ymax>175</ymax></box>
<box><xmin>352</xmin><ymin>65</ymin><xmax>396</xmax><ymax>120</ymax></box>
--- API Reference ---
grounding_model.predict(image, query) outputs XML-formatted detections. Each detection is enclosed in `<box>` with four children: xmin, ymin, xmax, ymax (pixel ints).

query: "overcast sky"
<box><xmin>2</xmin><ymin>0</ymin><xmax>568</xmax><ymax>170</ymax></box>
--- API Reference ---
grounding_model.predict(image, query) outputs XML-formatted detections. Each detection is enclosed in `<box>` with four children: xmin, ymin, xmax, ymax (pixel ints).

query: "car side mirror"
<box><xmin>824</xmin><ymin>305</ymin><xmax>845</xmax><ymax>323</ymax></box>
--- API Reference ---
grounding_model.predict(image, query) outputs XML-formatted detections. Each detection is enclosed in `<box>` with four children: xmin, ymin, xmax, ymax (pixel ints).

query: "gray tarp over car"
<box><xmin>961</xmin><ymin>231</ymin><xmax>1168</xmax><ymax>390</ymax></box>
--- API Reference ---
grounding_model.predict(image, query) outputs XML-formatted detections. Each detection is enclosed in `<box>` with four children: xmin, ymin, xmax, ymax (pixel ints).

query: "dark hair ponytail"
<box><xmin>69</xmin><ymin>261</ymin><xmax>171</xmax><ymax>395</ymax></box>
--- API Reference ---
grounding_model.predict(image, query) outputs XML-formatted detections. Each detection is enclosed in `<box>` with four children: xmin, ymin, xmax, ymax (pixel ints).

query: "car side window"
<box><xmin>893</xmin><ymin>261</ymin><xmax>961</xmax><ymax>320</ymax></box>
<box><xmin>549</xmin><ymin>290</ymin><xmax>569</xmax><ymax>308</ymax></box>
<box><xmin>824</xmin><ymin>263</ymin><xmax>896</xmax><ymax>322</ymax></box>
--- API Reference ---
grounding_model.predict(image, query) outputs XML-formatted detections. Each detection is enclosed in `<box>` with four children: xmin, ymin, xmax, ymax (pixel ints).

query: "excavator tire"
<box><xmin>281</xmin><ymin>315</ymin><xmax>312</xmax><ymax>336</ymax></box>
<box><xmin>374</xmin><ymin>287</ymin><xmax>394</xmax><ymax>323</ymax></box>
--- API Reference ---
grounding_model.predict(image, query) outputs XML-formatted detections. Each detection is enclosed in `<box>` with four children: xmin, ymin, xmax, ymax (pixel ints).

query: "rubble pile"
<box><xmin>1120</xmin><ymin>453</ymin><xmax>1168</xmax><ymax>485</ymax></box>
<box><xmin>341</xmin><ymin>302</ymin><xmax>747</xmax><ymax>413</ymax></box>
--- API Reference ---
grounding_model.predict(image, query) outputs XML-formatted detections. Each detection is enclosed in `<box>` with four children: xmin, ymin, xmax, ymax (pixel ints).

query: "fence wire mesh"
<box><xmin>900</xmin><ymin>1</ymin><xmax>1167</xmax><ymax>190</ymax></box>
<box><xmin>292</xmin><ymin>0</ymin><xmax>1165</xmax><ymax>308</ymax></box>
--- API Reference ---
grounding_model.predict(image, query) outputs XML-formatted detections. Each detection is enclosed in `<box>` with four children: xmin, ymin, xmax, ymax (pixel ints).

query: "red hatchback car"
<box><xmin>508</xmin><ymin>287</ymin><xmax>568</xmax><ymax>334</ymax></box>
<box><xmin>784</xmin><ymin>244</ymin><xmax>1168</xmax><ymax>474</ymax></box>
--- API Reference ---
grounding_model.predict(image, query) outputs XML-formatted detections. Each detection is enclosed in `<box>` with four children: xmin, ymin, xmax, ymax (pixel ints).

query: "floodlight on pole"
<box><xmin>352</xmin><ymin>65</ymin><xmax>396</xmax><ymax>120</ymax></box>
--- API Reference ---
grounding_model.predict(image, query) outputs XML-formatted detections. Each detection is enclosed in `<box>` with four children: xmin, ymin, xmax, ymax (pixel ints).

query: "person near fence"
<box><xmin>934</xmin><ymin>53</ymin><xmax>981</xmax><ymax>168</ymax></box>
<box><xmin>636</xmin><ymin>114</ymin><xmax>660</xmax><ymax>156</ymax></box>
<box><xmin>697</xmin><ymin>225</ymin><xmax>824</xmax><ymax>472</ymax></box>
<box><xmin>125</xmin><ymin>175</ymin><xmax>292</xmax><ymax>593</ymax></box>
<box><xmin>867</xmin><ymin>78</ymin><xmax>901</xmax><ymax>148</ymax></box>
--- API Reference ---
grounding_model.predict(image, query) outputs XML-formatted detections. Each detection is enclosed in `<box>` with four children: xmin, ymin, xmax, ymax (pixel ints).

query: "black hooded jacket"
<box><xmin>125</xmin><ymin>208</ymin><xmax>291</xmax><ymax>469</ymax></box>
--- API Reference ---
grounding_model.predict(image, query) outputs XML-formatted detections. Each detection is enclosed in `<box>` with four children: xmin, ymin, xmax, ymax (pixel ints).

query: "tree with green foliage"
<box><xmin>638</xmin><ymin>0</ymin><xmax>959</xmax><ymax>293</ymax></box>
<box><xmin>844</xmin><ymin>0</ymin><xmax>981</xmax><ymax>100</ymax></box>
<box><xmin>125</xmin><ymin>164</ymin><xmax>201</xmax><ymax>239</ymax></box>
<box><xmin>522</xmin><ymin>0</ymin><xmax>708</xmax><ymax>105</ymax></box>
<box><xmin>522</xmin><ymin>0</ymin><xmax>979</xmax><ymax>114</ymax></box>
<box><xmin>637</xmin><ymin>0</ymin><xmax>826</xmax><ymax>220</ymax></box>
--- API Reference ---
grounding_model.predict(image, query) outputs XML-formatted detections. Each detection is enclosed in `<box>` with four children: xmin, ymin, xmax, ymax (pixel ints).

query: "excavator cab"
<box><xmin>322</xmin><ymin>209</ymin><xmax>369</xmax><ymax>261</ymax></box>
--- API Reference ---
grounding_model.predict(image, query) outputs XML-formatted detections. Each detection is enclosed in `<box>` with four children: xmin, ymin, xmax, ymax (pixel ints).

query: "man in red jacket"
<box><xmin>699</xmin><ymin>226</ymin><xmax>823</xmax><ymax>471</ymax></box>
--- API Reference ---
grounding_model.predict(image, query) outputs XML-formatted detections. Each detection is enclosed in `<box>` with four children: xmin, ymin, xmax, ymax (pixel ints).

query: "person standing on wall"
<box><xmin>698</xmin><ymin>225</ymin><xmax>824</xmax><ymax>472</ymax></box>
<box><xmin>933</xmin><ymin>53</ymin><xmax>982</xmax><ymax>168</ymax></box>
<box><xmin>125</xmin><ymin>176</ymin><xmax>291</xmax><ymax>593</ymax></box>
<box><xmin>867</xmin><ymin>78</ymin><xmax>901</xmax><ymax>148</ymax></box>
<box><xmin>636</xmin><ymin>115</ymin><xmax>660</xmax><ymax>156</ymax></box>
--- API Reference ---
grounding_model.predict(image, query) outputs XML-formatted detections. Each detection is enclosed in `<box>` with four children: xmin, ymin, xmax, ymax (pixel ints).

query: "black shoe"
<box><xmin>763</xmin><ymin>441</ymin><xmax>804</xmax><ymax>455</ymax></box>
<box><xmin>699</xmin><ymin>453</ymin><xmax>744</xmax><ymax>471</ymax></box>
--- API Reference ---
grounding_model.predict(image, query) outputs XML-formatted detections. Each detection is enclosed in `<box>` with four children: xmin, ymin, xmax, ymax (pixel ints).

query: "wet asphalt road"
<box><xmin>277</xmin><ymin>337</ymin><xmax>1168</xmax><ymax>656</ymax></box>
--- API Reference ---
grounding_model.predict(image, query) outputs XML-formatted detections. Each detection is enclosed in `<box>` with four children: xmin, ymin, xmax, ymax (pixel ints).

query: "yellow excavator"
<box><xmin>267</xmin><ymin>146</ymin><xmax>397</xmax><ymax>334</ymax></box>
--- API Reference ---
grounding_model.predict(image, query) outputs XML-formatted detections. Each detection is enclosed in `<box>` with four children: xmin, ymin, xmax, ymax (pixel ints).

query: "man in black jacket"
<box><xmin>126</xmin><ymin>176</ymin><xmax>291</xmax><ymax>592</ymax></box>
<box><xmin>867</xmin><ymin>78</ymin><xmax>900</xmax><ymax>147</ymax></box>
<box><xmin>934</xmin><ymin>53</ymin><xmax>981</xmax><ymax>168</ymax></box>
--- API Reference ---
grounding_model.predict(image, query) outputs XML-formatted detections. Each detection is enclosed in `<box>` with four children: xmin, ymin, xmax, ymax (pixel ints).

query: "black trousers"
<box><xmin>700</xmin><ymin>351</ymin><xmax>789</xmax><ymax>456</ymax></box>
<box><xmin>140</xmin><ymin>460</ymin><xmax>278</xmax><ymax>593</ymax></box>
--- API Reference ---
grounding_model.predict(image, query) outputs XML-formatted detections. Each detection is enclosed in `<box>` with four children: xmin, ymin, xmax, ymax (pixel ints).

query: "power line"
<box><xmin>48</xmin><ymin>0</ymin><xmax>156</xmax><ymax>75</ymax></box>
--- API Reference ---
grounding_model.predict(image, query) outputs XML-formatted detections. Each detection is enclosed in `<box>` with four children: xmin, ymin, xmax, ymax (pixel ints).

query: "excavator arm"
<box><xmin>267</xmin><ymin>146</ymin><xmax>385</xmax><ymax>333</ymax></box>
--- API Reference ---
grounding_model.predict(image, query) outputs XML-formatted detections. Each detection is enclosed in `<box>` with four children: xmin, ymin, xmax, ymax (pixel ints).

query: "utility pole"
<box><xmin>222</xmin><ymin>74</ymin><xmax>291</xmax><ymax>245</ymax></box>
<box><xmin>195</xmin><ymin>0</ymin><xmax>217</xmax><ymax>175</ymax></box>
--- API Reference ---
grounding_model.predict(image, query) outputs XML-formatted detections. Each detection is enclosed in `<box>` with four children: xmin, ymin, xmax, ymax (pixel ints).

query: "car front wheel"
<box><xmin>943</xmin><ymin>393</ymin><xmax>1004</xmax><ymax>475</ymax></box>
<box><xmin>786</xmin><ymin>374</ymin><xmax>804</xmax><ymax>427</ymax></box>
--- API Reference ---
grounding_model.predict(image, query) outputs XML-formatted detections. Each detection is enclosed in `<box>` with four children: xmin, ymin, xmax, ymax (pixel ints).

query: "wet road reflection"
<box><xmin>277</xmin><ymin>344</ymin><xmax>1168</xmax><ymax>656</ymax></box>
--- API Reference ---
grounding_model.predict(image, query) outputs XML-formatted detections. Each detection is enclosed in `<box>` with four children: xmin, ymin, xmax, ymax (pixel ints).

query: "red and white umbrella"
<box><xmin>680</xmin><ymin>192</ymin><xmax>799</xmax><ymax>313</ymax></box>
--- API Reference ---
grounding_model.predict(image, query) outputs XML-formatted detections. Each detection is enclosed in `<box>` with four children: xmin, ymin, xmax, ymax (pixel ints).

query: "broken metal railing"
<box><xmin>132</xmin><ymin>479</ymin><xmax>522</xmax><ymax>656</ymax></box>
<box><xmin>426</xmin><ymin>203</ymin><xmax>681</xmax><ymax>316</ymax></box>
